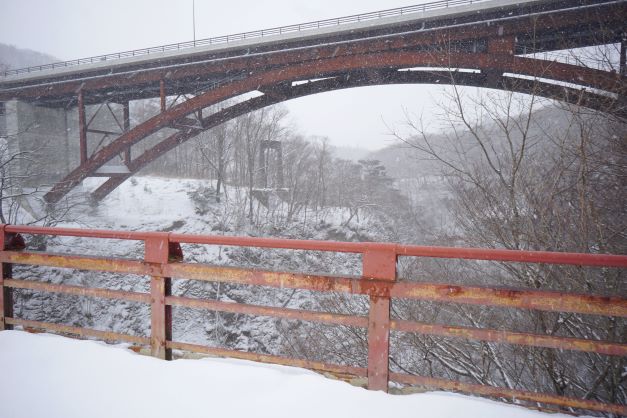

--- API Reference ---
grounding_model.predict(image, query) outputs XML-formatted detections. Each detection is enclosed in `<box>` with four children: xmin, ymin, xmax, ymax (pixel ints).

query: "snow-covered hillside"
<box><xmin>13</xmin><ymin>176</ymin><xmax>386</xmax><ymax>360</ymax></box>
<box><xmin>0</xmin><ymin>331</ymin><xmax>593</xmax><ymax>418</ymax></box>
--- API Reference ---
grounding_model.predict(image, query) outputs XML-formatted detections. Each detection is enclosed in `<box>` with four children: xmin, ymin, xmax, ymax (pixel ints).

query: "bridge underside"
<box><xmin>5</xmin><ymin>56</ymin><xmax>624</xmax><ymax>204</ymax></box>
<box><xmin>0</xmin><ymin>0</ymin><xmax>624</xmax><ymax>203</ymax></box>
<box><xmin>36</xmin><ymin>50</ymin><xmax>625</xmax><ymax>203</ymax></box>
<box><xmin>87</xmin><ymin>68</ymin><xmax>625</xmax><ymax>202</ymax></box>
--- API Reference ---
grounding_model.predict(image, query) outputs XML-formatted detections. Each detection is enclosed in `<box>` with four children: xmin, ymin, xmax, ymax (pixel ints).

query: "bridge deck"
<box><xmin>0</xmin><ymin>0</ymin><xmax>617</xmax><ymax>85</ymax></box>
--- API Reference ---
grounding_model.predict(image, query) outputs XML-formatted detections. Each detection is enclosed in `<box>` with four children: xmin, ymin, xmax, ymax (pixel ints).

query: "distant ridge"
<box><xmin>0</xmin><ymin>43</ymin><xmax>58</xmax><ymax>71</ymax></box>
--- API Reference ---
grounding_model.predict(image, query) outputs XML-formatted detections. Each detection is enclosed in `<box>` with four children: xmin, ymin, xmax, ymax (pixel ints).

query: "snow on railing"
<box><xmin>1</xmin><ymin>0</ymin><xmax>491</xmax><ymax>77</ymax></box>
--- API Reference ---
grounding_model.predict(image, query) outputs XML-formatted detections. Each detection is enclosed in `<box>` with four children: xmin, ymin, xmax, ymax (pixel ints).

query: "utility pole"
<box><xmin>193</xmin><ymin>0</ymin><xmax>196</xmax><ymax>44</ymax></box>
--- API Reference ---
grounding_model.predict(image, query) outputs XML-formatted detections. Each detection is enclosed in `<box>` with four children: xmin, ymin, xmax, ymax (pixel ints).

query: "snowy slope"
<box><xmin>0</xmin><ymin>331</ymin><xmax>592</xmax><ymax>418</ymax></box>
<box><xmin>13</xmin><ymin>176</ymin><xmax>379</xmax><ymax>359</ymax></box>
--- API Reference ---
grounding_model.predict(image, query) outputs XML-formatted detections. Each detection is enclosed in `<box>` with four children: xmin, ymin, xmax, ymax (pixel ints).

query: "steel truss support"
<box><xmin>45</xmin><ymin>53</ymin><xmax>626</xmax><ymax>204</ymax></box>
<box><xmin>78</xmin><ymin>89</ymin><xmax>87</xmax><ymax>164</ymax></box>
<box><xmin>123</xmin><ymin>101</ymin><xmax>131</xmax><ymax>164</ymax></box>
<box><xmin>85</xmin><ymin>69</ymin><xmax>623</xmax><ymax>202</ymax></box>
<box><xmin>160</xmin><ymin>79</ymin><xmax>166</xmax><ymax>113</ymax></box>
<box><xmin>75</xmin><ymin>97</ymin><xmax>130</xmax><ymax>175</ymax></box>
<box><xmin>621</xmin><ymin>36</ymin><xmax>626</xmax><ymax>77</ymax></box>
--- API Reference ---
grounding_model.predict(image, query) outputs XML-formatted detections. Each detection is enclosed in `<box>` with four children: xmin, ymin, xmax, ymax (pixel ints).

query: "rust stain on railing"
<box><xmin>0</xmin><ymin>223</ymin><xmax>625</xmax><ymax>415</ymax></box>
<box><xmin>389</xmin><ymin>373</ymin><xmax>627</xmax><ymax>416</ymax></box>
<box><xmin>390</xmin><ymin>281</ymin><xmax>627</xmax><ymax>317</ymax></box>
<box><xmin>390</xmin><ymin>319</ymin><xmax>627</xmax><ymax>356</ymax></box>
<box><xmin>0</xmin><ymin>251</ymin><xmax>148</xmax><ymax>275</ymax></box>
<box><xmin>5</xmin><ymin>317</ymin><xmax>149</xmax><ymax>345</ymax></box>
<box><xmin>166</xmin><ymin>295</ymin><xmax>369</xmax><ymax>328</ymax></box>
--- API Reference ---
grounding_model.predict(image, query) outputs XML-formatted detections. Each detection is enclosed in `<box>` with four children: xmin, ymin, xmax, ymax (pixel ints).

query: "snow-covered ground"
<box><xmin>0</xmin><ymin>330</ymin><xmax>591</xmax><ymax>418</ymax></box>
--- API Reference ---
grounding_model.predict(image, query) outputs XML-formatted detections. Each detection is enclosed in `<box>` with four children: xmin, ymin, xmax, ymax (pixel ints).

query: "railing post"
<box><xmin>145</xmin><ymin>233</ymin><xmax>182</xmax><ymax>360</ymax></box>
<box><xmin>0</xmin><ymin>225</ymin><xmax>25</xmax><ymax>331</ymax></box>
<box><xmin>363</xmin><ymin>245</ymin><xmax>397</xmax><ymax>392</ymax></box>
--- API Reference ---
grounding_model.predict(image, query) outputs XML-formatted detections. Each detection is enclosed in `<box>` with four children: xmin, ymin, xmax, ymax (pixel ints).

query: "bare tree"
<box><xmin>229</xmin><ymin>106</ymin><xmax>288</xmax><ymax>222</ymax></box>
<box><xmin>195</xmin><ymin>121</ymin><xmax>233</xmax><ymax>202</ymax></box>
<box><xmin>390</xmin><ymin>69</ymin><xmax>626</xmax><ymax>412</ymax></box>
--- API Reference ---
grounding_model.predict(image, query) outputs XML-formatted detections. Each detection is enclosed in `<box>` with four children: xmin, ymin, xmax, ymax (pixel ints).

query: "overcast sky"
<box><xmin>1</xmin><ymin>0</ymin><xmax>452</xmax><ymax>150</ymax></box>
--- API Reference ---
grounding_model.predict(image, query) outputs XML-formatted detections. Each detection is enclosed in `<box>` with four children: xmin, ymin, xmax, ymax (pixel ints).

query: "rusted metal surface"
<box><xmin>173</xmin><ymin>233</ymin><xmax>627</xmax><ymax>267</ymax></box>
<box><xmin>146</xmin><ymin>233</ymin><xmax>173</xmax><ymax>360</ymax></box>
<box><xmin>390</xmin><ymin>319</ymin><xmax>627</xmax><ymax>356</ymax></box>
<box><xmin>4</xmin><ymin>278</ymin><xmax>150</xmax><ymax>304</ymax></box>
<box><xmin>171</xmin><ymin>232</ymin><xmax>393</xmax><ymax>253</ymax></box>
<box><xmin>2</xmin><ymin>1</ymin><xmax>623</xmax><ymax>102</ymax></box>
<box><xmin>150</xmin><ymin>276</ymin><xmax>172</xmax><ymax>360</ymax></box>
<box><xmin>396</xmin><ymin>244</ymin><xmax>627</xmax><ymax>268</ymax></box>
<box><xmin>2</xmin><ymin>233</ymin><xmax>25</xmax><ymax>251</ymax></box>
<box><xmin>92</xmin><ymin>94</ymin><xmax>282</xmax><ymax>201</ymax></box>
<box><xmin>0</xmin><ymin>251</ymin><xmax>148</xmax><ymax>275</ymax></box>
<box><xmin>1</xmin><ymin>224</ymin><xmax>625</xmax><ymax>414</ymax></box>
<box><xmin>5</xmin><ymin>223</ymin><xmax>627</xmax><ymax>268</ymax></box>
<box><xmin>167</xmin><ymin>340</ymin><xmax>367</xmax><ymax>378</ymax></box>
<box><xmin>166</xmin><ymin>295</ymin><xmax>368</xmax><ymax>328</ymax></box>
<box><xmin>390</xmin><ymin>282</ymin><xmax>627</xmax><ymax>317</ymax></box>
<box><xmin>4</xmin><ymin>224</ymin><xmax>162</xmax><ymax>240</ymax></box>
<box><xmin>165</xmin><ymin>262</ymin><xmax>627</xmax><ymax>317</ymax></box>
<box><xmin>0</xmin><ymin>266</ymin><xmax>11</xmax><ymax>331</ymax></box>
<box><xmin>4</xmin><ymin>0</ymin><xmax>621</xmax><ymax>81</ymax></box>
<box><xmin>0</xmin><ymin>225</ymin><xmax>13</xmax><ymax>331</ymax></box>
<box><xmin>5</xmin><ymin>317</ymin><xmax>149</xmax><ymax>345</ymax></box>
<box><xmin>91</xmin><ymin>73</ymin><xmax>624</xmax><ymax>202</ymax></box>
<box><xmin>144</xmin><ymin>233</ymin><xmax>171</xmax><ymax>263</ymax></box>
<box><xmin>367</xmin><ymin>296</ymin><xmax>391</xmax><ymax>392</ymax></box>
<box><xmin>1</xmin><ymin>246</ymin><xmax>624</xmax><ymax>319</ymax></box>
<box><xmin>165</xmin><ymin>262</ymin><xmax>355</xmax><ymax>293</ymax></box>
<box><xmin>389</xmin><ymin>373</ymin><xmax>627</xmax><ymax>416</ymax></box>
<box><xmin>364</xmin><ymin>250</ymin><xmax>396</xmax><ymax>392</ymax></box>
<box><xmin>487</xmin><ymin>35</ymin><xmax>515</xmax><ymax>55</ymax></box>
<box><xmin>159</xmin><ymin>80</ymin><xmax>166</xmax><ymax>112</ymax></box>
<box><xmin>43</xmin><ymin>50</ymin><xmax>625</xmax><ymax>203</ymax></box>
<box><xmin>362</xmin><ymin>248</ymin><xmax>397</xmax><ymax>280</ymax></box>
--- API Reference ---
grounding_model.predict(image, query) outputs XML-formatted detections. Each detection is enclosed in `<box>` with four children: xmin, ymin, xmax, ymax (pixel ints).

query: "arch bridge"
<box><xmin>0</xmin><ymin>0</ymin><xmax>625</xmax><ymax>202</ymax></box>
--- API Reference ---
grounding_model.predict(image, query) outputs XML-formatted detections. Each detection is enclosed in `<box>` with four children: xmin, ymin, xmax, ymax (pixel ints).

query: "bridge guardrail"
<box><xmin>0</xmin><ymin>224</ymin><xmax>625</xmax><ymax>415</ymax></box>
<box><xmin>1</xmin><ymin>0</ymin><xmax>489</xmax><ymax>77</ymax></box>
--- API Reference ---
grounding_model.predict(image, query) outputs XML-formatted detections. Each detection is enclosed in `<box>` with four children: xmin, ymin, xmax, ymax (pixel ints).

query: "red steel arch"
<box><xmin>43</xmin><ymin>52</ymin><xmax>625</xmax><ymax>203</ymax></box>
<box><xmin>89</xmin><ymin>70</ymin><xmax>623</xmax><ymax>201</ymax></box>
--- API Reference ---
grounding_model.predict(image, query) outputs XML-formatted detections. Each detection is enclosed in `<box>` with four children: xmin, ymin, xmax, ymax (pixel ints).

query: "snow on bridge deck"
<box><xmin>1</xmin><ymin>0</ymin><xmax>557</xmax><ymax>83</ymax></box>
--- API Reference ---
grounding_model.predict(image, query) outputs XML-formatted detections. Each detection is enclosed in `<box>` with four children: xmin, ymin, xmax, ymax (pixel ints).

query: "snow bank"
<box><xmin>0</xmin><ymin>331</ymin><xmax>589</xmax><ymax>418</ymax></box>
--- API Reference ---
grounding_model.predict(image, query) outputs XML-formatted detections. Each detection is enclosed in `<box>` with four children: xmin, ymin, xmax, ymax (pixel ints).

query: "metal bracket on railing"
<box><xmin>2</xmin><ymin>233</ymin><xmax>25</xmax><ymax>251</ymax></box>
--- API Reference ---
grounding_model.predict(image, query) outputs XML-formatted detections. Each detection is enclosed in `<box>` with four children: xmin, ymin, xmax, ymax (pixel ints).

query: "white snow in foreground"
<box><xmin>0</xmin><ymin>331</ymin><xmax>591</xmax><ymax>418</ymax></box>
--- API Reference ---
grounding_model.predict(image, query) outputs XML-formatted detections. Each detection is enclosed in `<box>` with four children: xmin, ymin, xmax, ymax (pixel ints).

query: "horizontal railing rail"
<box><xmin>0</xmin><ymin>224</ymin><xmax>625</xmax><ymax>415</ymax></box>
<box><xmin>1</xmin><ymin>0</ymin><xmax>493</xmax><ymax>77</ymax></box>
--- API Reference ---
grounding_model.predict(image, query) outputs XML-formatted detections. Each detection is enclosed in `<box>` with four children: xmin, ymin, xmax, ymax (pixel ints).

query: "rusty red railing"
<box><xmin>0</xmin><ymin>224</ymin><xmax>625</xmax><ymax>415</ymax></box>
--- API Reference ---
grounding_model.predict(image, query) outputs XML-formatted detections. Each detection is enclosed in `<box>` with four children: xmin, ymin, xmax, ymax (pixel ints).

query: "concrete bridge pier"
<box><xmin>3</xmin><ymin>100</ymin><xmax>74</xmax><ymax>189</ymax></box>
